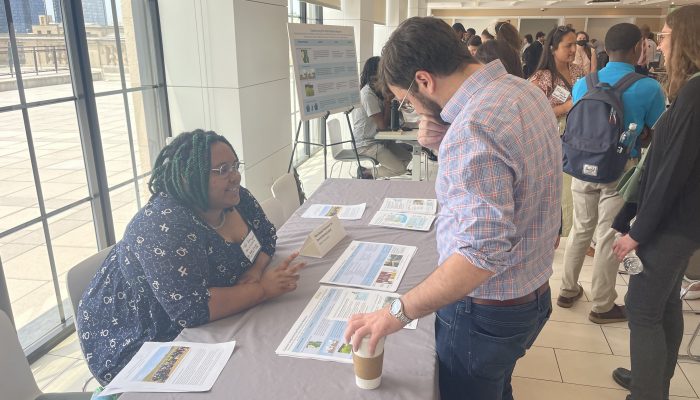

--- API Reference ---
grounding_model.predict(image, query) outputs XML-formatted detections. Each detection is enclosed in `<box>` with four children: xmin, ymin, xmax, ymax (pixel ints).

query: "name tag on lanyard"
<box><xmin>551</xmin><ymin>85</ymin><xmax>571</xmax><ymax>103</ymax></box>
<box><xmin>241</xmin><ymin>230</ymin><xmax>261</xmax><ymax>263</ymax></box>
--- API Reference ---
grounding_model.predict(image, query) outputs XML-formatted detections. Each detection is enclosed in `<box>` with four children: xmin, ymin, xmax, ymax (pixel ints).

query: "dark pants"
<box><xmin>627</xmin><ymin>232</ymin><xmax>699</xmax><ymax>400</ymax></box>
<box><xmin>435</xmin><ymin>287</ymin><xmax>552</xmax><ymax>400</ymax></box>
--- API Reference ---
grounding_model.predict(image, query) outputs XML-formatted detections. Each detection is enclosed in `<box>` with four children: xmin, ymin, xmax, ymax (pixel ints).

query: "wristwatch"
<box><xmin>389</xmin><ymin>298</ymin><xmax>413</xmax><ymax>325</ymax></box>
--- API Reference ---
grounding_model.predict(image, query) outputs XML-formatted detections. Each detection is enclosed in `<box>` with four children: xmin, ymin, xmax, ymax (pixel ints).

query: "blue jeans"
<box><xmin>435</xmin><ymin>288</ymin><xmax>552</xmax><ymax>400</ymax></box>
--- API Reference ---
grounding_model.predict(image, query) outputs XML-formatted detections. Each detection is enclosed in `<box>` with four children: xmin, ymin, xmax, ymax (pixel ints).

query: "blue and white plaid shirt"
<box><xmin>436</xmin><ymin>61</ymin><xmax>561</xmax><ymax>300</ymax></box>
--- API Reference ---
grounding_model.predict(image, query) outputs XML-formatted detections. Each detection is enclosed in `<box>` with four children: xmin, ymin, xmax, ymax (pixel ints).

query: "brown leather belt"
<box><xmin>471</xmin><ymin>282</ymin><xmax>550</xmax><ymax>307</ymax></box>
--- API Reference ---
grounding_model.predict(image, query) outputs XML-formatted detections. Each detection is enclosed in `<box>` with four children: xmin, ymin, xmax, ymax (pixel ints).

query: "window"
<box><xmin>0</xmin><ymin>0</ymin><xmax>169</xmax><ymax>360</ymax></box>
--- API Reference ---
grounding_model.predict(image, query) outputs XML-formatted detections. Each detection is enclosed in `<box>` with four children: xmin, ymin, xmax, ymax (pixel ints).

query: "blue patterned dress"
<box><xmin>76</xmin><ymin>187</ymin><xmax>276</xmax><ymax>384</ymax></box>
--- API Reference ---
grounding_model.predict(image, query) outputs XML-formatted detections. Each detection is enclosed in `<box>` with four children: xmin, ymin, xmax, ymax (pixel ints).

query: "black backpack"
<box><xmin>562</xmin><ymin>72</ymin><xmax>645</xmax><ymax>183</ymax></box>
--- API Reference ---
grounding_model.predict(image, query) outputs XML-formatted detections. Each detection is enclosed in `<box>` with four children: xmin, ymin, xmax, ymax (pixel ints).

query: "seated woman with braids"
<box><xmin>77</xmin><ymin>130</ymin><xmax>305</xmax><ymax>385</ymax></box>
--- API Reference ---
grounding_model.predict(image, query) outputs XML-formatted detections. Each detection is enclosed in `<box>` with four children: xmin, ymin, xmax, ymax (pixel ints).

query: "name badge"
<box><xmin>551</xmin><ymin>85</ymin><xmax>571</xmax><ymax>103</ymax></box>
<box><xmin>241</xmin><ymin>230</ymin><xmax>261</xmax><ymax>263</ymax></box>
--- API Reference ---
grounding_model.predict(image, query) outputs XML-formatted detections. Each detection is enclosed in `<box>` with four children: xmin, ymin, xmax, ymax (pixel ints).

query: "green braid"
<box><xmin>148</xmin><ymin>129</ymin><xmax>235</xmax><ymax>212</ymax></box>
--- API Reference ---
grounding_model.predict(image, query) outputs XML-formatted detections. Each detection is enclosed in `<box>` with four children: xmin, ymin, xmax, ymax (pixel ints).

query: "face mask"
<box><xmin>576</xmin><ymin>39</ymin><xmax>589</xmax><ymax>46</ymax></box>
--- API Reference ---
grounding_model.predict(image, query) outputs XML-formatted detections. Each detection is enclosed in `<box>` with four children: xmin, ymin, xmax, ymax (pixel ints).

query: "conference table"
<box><xmin>375</xmin><ymin>129</ymin><xmax>423</xmax><ymax>181</ymax></box>
<box><xmin>123</xmin><ymin>178</ymin><xmax>440</xmax><ymax>400</ymax></box>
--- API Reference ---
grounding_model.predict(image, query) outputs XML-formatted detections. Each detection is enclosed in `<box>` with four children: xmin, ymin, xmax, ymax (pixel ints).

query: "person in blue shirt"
<box><xmin>557</xmin><ymin>23</ymin><xmax>666</xmax><ymax>324</ymax></box>
<box><xmin>76</xmin><ymin>130</ymin><xmax>305</xmax><ymax>385</ymax></box>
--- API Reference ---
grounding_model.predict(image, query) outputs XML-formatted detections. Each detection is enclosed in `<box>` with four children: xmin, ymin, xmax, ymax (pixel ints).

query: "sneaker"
<box><xmin>612</xmin><ymin>367</ymin><xmax>631</xmax><ymax>390</ymax></box>
<box><xmin>589</xmin><ymin>304</ymin><xmax>627</xmax><ymax>324</ymax></box>
<box><xmin>556</xmin><ymin>284</ymin><xmax>584</xmax><ymax>308</ymax></box>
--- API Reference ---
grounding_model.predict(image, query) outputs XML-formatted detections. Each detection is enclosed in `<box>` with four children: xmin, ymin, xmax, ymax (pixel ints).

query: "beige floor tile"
<box><xmin>41</xmin><ymin>359</ymin><xmax>98</xmax><ymax>394</ymax></box>
<box><xmin>534</xmin><ymin>321</ymin><xmax>611</xmax><ymax>354</ymax></box>
<box><xmin>511</xmin><ymin>376</ymin><xmax>630</xmax><ymax>400</ymax></box>
<box><xmin>678</xmin><ymin>362</ymin><xmax>700</xmax><ymax>397</ymax></box>
<box><xmin>555</xmin><ymin>349</ymin><xmax>697</xmax><ymax>397</ymax></box>
<box><xmin>602</xmin><ymin>326</ymin><xmax>631</xmax><ymax>357</ymax></box>
<box><xmin>687</xmin><ymin>299</ymin><xmax>700</xmax><ymax>312</ymax></box>
<box><xmin>679</xmin><ymin>331</ymin><xmax>700</xmax><ymax>358</ymax></box>
<box><xmin>684</xmin><ymin>313</ymin><xmax>700</xmax><ymax>335</ymax></box>
<box><xmin>513</xmin><ymin>346</ymin><xmax>562</xmax><ymax>382</ymax></box>
<box><xmin>550</xmin><ymin>300</ymin><xmax>597</xmax><ymax>325</ymax></box>
<box><xmin>30</xmin><ymin>354</ymin><xmax>81</xmax><ymax>390</ymax></box>
<box><xmin>48</xmin><ymin>334</ymin><xmax>85</xmax><ymax>360</ymax></box>
<box><xmin>579</xmin><ymin>282</ymin><xmax>629</xmax><ymax>305</ymax></box>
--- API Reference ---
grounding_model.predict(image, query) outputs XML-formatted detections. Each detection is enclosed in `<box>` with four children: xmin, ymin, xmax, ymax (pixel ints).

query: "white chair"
<box><xmin>67</xmin><ymin>246</ymin><xmax>114</xmax><ymax>319</ymax></box>
<box><xmin>259</xmin><ymin>197</ymin><xmax>287</xmax><ymax>229</ymax></box>
<box><xmin>0</xmin><ymin>310</ymin><xmax>92</xmax><ymax>400</ymax></box>
<box><xmin>271</xmin><ymin>173</ymin><xmax>302</xmax><ymax>222</ymax></box>
<box><xmin>327</xmin><ymin>118</ymin><xmax>378</xmax><ymax>178</ymax></box>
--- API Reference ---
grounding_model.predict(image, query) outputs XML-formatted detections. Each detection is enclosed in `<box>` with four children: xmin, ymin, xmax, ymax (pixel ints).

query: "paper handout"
<box><xmin>276</xmin><ymin>286</ymin><xmax>417</xmax><ymax>363</ymax></box>
<box><xmin>379</xmin><ymin>198</ymin><xmax>437</xmax><ymax>214</ymax></box>
<box><xmin>369</xmin><ymin>211</ymin><xmax>436</xmax><ymax>231</ymax></box>
<box><xmin>100</xmin><ymin>341</ymin><xmax>235</xmax><ymax>396</ymax></box>
<box><xmin>301</xmin><ymin>203</ymin><xmax>366</xmax><ymax>220</ymax></box>
<box><xmin>320</xmin><ymin>241</ymin><xmax>416</xmax><ymax>292</ymax></box>
<box><xmin>299</xmin><ymin>215</ymin><xmax>347</xmax><ymax>258</ymax></box>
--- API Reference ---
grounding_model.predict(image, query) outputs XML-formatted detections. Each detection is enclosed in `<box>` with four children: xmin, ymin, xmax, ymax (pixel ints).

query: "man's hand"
<box><xmin>612</xmin><ymin>234</ymin><xmax>639</xmax><ymax>262</ymax></box>
<box><xmin>343</xmin><ymin>307</ymin><xmax>405</xmax><ymax>356</ymax></box>
<box><xmin>417</xmin><ymin>115</ymin><xmax>449</xmax><ymax>151</ymax></box>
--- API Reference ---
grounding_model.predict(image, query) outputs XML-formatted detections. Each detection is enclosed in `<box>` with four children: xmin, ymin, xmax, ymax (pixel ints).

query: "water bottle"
<box><xmin>390</xmin><ymin>100</ymin><xmax>400</xmax><ymax>131</ymax></box>
<box><xmin>616</xmin><ymin>122</ymin><xmax>638</xmax><ymax>154</ymax></box>
<box><xmin>622</xmin><ymin>250</ymin><xmax>644</xmax><ymax>275</ymax></box>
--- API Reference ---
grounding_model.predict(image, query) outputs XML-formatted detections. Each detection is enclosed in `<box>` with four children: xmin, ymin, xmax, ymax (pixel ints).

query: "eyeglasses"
<box><xmin>211</xmin><ymin>161</ymin><xmax>243</xmax><ymax>177</ymax></box>
<box><xmin>397</xmin><ymin>79</ymin><xmax>415</xmax><ymax>112</ymax></box>
<box><xmin>657</xmin><ymin>32</ymin><xmax>671</xmax><ymax>42</ymax></box>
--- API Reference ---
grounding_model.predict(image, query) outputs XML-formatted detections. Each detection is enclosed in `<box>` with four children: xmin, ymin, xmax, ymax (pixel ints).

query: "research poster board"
<box><xmin>288</xmin><ymin>23</ymin><xmax>361</xmax><ymax>121</ymax></box>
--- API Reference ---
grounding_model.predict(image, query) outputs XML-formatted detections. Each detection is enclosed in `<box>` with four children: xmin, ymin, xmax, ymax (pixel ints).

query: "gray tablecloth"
<box><xmin>122</xmin><ymin>179</ymin><xmax>440</xmax><ymax>400</ymax></box>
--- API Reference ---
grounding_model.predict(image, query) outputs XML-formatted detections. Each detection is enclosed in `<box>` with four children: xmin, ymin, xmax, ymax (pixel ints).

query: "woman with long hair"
<box><xmin>573</xmin><ymin>31</ymin><xmax>598</xmax><ymax>73</ymax></box>
<box><xmin>611</xmin><ymin>5</ymin><xmax>700</xmax><ymax>399</ymax></box>
<box><xmin>351</xmin><ymin>56</ymin><xmax>412</xmax><ymax>178</ymax></box>
<box><xmin>475</xmin><ymin>39</ymin><xmax>524</xmax><ymax>78</ymax></box>
<box><xmin>529</xmin><ymin>26</ymin><xmax>585</xmax><ymax>122</ymax></box>
<box><xmin>529</xmin><ymin>26</ymin><xmax>586</xmax><ymax>238</ymax></box>
<box><xmin>494</xmin><ymin>21</ymin><xmax>521</xmax><ymax>53</ymax></box>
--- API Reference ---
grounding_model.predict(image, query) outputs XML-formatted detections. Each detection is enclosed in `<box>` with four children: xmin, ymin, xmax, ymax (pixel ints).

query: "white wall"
<box><xmin>159</xmin><ymin>0</ymin><xmax>291</xmax><ymax>200</ymax></box>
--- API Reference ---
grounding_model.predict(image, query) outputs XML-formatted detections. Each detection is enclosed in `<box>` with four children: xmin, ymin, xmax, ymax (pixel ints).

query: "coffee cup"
<box><xmin>352</xmin><ymin>335</ymin><xmax>385</xmax><ymax>389</ymax></box>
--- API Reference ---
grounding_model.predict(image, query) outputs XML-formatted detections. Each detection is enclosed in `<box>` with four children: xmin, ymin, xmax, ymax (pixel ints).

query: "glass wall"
<box><xmin>0</xmin><ymin>0</ymin><xmax>169</xmax><ymax>359</ymax></box>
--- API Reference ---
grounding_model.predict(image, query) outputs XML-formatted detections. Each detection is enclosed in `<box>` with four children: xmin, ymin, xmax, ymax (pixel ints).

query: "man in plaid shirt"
<box><xmin>345</xmin><ymin>17</ymin><xmax>561</xmax><ymax>400</ymax></box>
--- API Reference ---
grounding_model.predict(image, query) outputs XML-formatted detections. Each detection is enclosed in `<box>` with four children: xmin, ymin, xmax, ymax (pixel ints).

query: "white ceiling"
<box><xmin>428</xmin><ymin>0</ymin><xmax>695</xmax><ymax>10</ymax></box>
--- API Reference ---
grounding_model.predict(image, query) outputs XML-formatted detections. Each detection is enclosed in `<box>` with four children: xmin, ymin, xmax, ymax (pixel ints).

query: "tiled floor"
<box><xmin>27</xmin><ymin>149</ymin><xmax>700</xmax><ymax>398</ymax></box>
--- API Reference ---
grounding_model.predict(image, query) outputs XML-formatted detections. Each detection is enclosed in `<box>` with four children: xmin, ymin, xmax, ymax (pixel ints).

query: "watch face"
<box><xmin>390</xmin><ymin>298</ymin><xmax>402</xmax><ymax>315</ymax></box>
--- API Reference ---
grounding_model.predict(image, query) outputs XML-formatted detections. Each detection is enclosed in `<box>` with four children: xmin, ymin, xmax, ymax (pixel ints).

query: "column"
<box><xmin>374</xmin><ymin>0</ymin><xmax>408</xmax><ymax>56</ymax></box>
<box><xmin>158</xmin><ymin>0</ymin><xmax>291</xmax><ymax>200</ymax></box>
<box><xmin>407</xmin><ymin>0</ymin><xmax>427</xmax><ymax>18</ymax></box>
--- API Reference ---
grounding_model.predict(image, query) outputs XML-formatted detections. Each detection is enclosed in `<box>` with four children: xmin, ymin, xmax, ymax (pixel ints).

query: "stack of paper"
<box><xmin>301</xmin><ymin>203</ymin><xmax>366</xmax><ymax>220</ymax></box>
<box><xmin>101</xmin><ymin>341</ymin><xmax>235</xmax><ymax>396</ymax></box>
<box><xmin>275</xmin><ymin>286</ymin><xmax>417</xmax><ymax>363</ymax></box>
<box><xmin>369</xmin><ymin>198</ymin><xmax>437</xmax><ymax>231</ymax></box>
<box><xmin>319</xmin><ymin>240</ymin><xmax>417</xmax><ymax>292</ymax></box>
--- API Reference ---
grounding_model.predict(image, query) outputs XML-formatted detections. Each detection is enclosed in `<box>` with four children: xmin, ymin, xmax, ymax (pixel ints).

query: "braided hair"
<box><xmin>148</xmin><ymin>129</ymin><xmax>235</xmax><ymax>211</ymax></box>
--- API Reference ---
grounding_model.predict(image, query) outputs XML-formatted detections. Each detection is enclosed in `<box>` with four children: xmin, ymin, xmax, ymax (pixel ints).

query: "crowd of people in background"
<box><xmin>442</xmin><ymin>11</ymin><xmax>699</xmax><ymax>400</ymax></box>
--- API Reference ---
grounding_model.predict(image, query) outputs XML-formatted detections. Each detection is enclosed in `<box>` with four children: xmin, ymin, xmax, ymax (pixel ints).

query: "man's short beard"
<box><xmin>412</xmin><ymin>89</ymin><xmax>448</xmax><ymax>125</ymax></box>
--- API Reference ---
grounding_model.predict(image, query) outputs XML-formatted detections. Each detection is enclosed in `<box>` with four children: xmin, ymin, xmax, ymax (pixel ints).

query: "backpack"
<box><xmin>562</xmin><ymin>72</ymin><xmax>645</xmax><ymax>183</ymax></box>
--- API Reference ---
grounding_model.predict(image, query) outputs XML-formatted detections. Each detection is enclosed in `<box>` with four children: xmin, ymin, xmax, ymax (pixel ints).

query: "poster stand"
<box><xmin>287</xmin><ymin>107</ymin><xmax>365</xmax><ymax>180</ymax></box>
